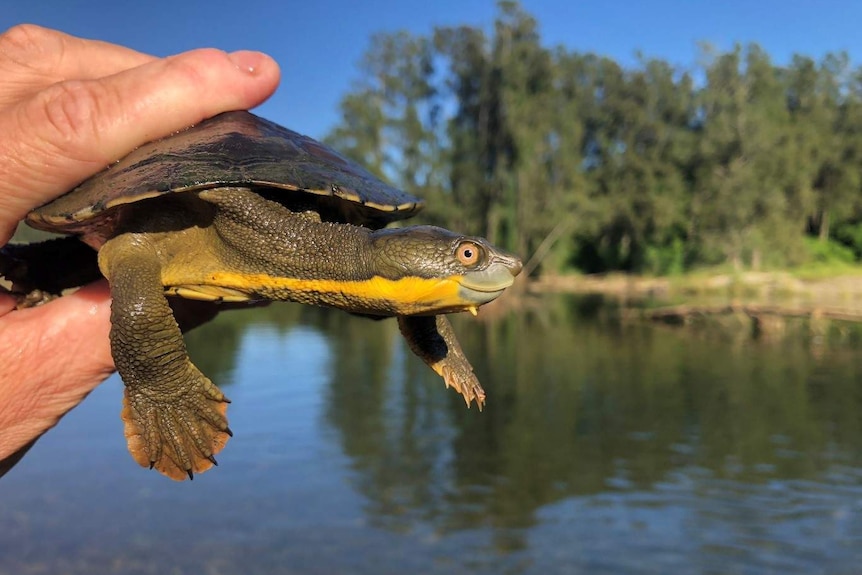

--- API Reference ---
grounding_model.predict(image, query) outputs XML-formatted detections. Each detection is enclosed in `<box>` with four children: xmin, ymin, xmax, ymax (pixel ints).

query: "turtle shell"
<box><xmin>28</xmin><ymin>111</ymin><xmax>423</xmax><ymax>232</ymax></box>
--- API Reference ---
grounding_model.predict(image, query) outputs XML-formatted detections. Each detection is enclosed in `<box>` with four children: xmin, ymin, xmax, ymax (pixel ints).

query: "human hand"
<box><xmin>0</xmin><ymin>24</ymin><xmax>280</xmax><ymax>469</ymax></box>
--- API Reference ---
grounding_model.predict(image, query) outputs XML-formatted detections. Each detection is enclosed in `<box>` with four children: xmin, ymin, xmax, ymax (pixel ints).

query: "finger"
<box><xmin>0</xmin><ymin>24</ymin><xmax>155</xmax><ymax>106</ymax></box>
<box><xmin>0</xmin><ymin>292</ymin><xmax>14</xmax><ymax>315</ymax></box>
<box><xmin>0</xmin><ymin>47</ymin><xmax>280</xmax><ymax>243</ymax></box>
<box><xmin>0</xmin><ymin>281</ymin><xmax>113</xmax><ymax>460</ymax></box>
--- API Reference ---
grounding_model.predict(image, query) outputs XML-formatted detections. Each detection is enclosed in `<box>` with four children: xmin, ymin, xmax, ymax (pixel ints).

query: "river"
<box><xmin>2</xmin><ymin>294</ymin><xmax>862</xmax><ymax>574</ymax></box>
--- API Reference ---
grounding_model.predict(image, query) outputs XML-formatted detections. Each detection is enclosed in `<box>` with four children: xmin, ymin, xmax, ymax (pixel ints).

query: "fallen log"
<box><xmin>642</xmin><ymin>303</ymin><xmax>862</xmax><ymax>323</ymax></box>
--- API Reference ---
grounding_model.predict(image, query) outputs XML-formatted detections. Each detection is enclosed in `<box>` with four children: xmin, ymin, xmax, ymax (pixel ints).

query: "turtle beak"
<box><xmin>458</xmin><ymin>250</ymin><xmax>523</xmax><ymax>305</ymax></box>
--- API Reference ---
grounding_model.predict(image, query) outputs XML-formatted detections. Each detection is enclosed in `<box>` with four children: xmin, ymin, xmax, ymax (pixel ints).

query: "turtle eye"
<box><xmin>456</xmin><ymin>241</ymin><xmax>483</xmax><ymax>268</ymax></box>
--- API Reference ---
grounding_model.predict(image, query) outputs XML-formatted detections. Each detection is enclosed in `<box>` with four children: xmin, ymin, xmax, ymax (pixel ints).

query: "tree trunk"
<box><xmin>485</xmin><ymin>200</ymin><xmax>499</xmax><ymax>246</ymax></box>
<box><xmin>819</xmin><ymin>209</ymin><xmax>830</xmax><ymax>241</ymax></box>
<box><xmin>751</xmin><ymin>248</ymin><xmax>761</xmax><ymax>271</ymax></box>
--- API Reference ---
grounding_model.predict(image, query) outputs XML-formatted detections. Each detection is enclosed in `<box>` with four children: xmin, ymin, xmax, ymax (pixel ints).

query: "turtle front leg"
<box><xmin>397</xmin><ymin>314</ymin><xmax>486</xmax><ymax>409</ymax></box>
<box><xmin>99</xmin><ymin>234</ymin><xmax>232</xmax><ymax>480</ymax></box>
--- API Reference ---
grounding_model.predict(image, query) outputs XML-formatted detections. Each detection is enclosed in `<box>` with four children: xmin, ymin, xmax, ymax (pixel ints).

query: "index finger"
<box><xmin>0</xmin><ymin>25</ymin><xmax>155</xmax><ymax>106</ymax></box>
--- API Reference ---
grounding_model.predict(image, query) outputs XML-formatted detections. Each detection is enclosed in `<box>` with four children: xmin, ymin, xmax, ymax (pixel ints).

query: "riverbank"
<box><xmin>530</xmin><ymin>269</ymin><xmax>862</xmax><ymax>302</ymax></box>
<box><xmin>526</xmin><ymin>269</ymin><xmax>862</xmax><ymax>325</ymax></box>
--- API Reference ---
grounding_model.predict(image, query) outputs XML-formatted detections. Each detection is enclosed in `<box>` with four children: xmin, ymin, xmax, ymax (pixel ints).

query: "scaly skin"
<box><xmin>98</xmin><ymin>233</ymin><xmax>231</xmax><ymax>480</ymax></box>
<box><xmin>397</xmin><ymin>315</ymin><xmax>486</xmax><ymax>409</ymax></box>
<box><xmin>17</xmin><ymin>186</ymin><xmax>521</xmax><ymax>480</ymax></box>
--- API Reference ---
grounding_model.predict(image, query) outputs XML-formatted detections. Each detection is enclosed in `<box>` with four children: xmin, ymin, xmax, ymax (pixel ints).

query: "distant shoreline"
<box><xmin>526</xmin><ymin>271</ymin><xmax>862</xmax><ymax>322</ymax></box>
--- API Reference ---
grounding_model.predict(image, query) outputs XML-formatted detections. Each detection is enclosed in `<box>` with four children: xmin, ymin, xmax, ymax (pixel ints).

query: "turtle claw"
<box><xmin>441</xmin><ymin>365</ymin><xmax>486</xmax><ymax>410</ymax></box>
<box><xmin>187</xmin><ymin>469</ymin><xmax>194</xmax><ymax>481</ymax></box>
<box><xmin>464</xmin><ymin>392</ymin><xmax>480</xmax><ymax>410</ymax></box>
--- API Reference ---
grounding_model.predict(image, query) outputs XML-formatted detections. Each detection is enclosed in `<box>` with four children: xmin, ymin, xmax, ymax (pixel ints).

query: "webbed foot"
<box><xmin>121</xmin><ymin>369</ymin><xmax>232</xmax><ymax>481</ymax></box>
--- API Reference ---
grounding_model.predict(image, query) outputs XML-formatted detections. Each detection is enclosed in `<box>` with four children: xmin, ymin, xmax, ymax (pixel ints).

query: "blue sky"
<box><xmin>5</xmin><ymin>1</ymin><xmax>862</xmax><ymax>138</ymax></box>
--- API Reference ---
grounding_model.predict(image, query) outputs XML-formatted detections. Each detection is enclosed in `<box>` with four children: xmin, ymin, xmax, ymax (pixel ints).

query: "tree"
<box><xmin>326</xmin><ymin>2</ymin><xmax>862</xmax><ymax>275</ymax></box>
<box><xmin>692</xmin><ymin>44</ymin><xmax>799</xmax><ymax>269</ymax></box>
<box><xmin>325</xmin><ymin>32</ymin><xmax>443</xmax><ymax>202</ymax></box>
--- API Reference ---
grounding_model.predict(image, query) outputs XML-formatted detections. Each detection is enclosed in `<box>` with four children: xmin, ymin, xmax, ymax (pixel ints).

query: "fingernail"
<box><xmin>228</xmin><ymin>50</ymin><xmax>267</xmax><ymax>74</ymax></box>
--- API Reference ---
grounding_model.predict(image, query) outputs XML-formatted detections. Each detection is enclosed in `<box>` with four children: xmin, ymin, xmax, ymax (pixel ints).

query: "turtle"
<box><xmin>1</xmin><ymin>111</ymin><xmax>522</xmax><ymax>481</ymax></box>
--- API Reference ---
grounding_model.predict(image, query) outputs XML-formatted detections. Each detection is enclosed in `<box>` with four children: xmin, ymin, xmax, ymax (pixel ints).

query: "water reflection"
<box><xmin>317</xmin><ymin>295</ymin><xmax>862</xmax><ymax>569</ymax></box>
<box><xmin>3</xmin><ymin>294</ymin><xmax>862</xmax><ymax>573</ymax></box>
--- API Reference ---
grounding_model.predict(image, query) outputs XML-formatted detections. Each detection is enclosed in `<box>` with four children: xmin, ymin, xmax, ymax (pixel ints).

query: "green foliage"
<box><xmin>802</xmin><ymin>236</ymin><xmax>856</xmax><ymax>264</ymax></box>
<box><xmin>326</xmin><ymin>1</ymin><xmax>862</xmax><ymax>276</ymax></box>
<box><xmin>644</xmin><ymin>237</ymin><xmax>686</xmax><ymax>276</ymax></box>
<box><xmin>833</xmin><ymin>221</ymin><xmax>862</xmax><ymax>258</ymax></box>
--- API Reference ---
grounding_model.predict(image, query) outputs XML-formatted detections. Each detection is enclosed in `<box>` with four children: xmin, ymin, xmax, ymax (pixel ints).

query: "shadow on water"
<box><xmin>4</xmin><ymin>294</ymin><xmax>862</xmax><ymax>574</ymax></box>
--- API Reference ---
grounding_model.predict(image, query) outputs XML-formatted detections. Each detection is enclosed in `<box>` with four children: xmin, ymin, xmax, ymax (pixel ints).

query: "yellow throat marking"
<box><xmin>173</xmin><ymin>271</ymin><xmax>469</xmax><ymax>314</ymax></box>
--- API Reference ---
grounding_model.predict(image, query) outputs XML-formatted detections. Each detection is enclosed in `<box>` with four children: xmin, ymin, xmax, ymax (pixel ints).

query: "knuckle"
<box><xmin>31</xmin><ymin>79</ymin><xmax>115</xmax><ymax>159</ymax></box>
<box><xmin>0</xmin><ymin>23</ymin><xmax>53</xmax><ymax>53</ymax></box>
<box><xmin>165</xmin><ymin>48</ymin><xmax>229</xmax><ymax>86</ymax></box>
<box><xmin>0</xmin><ymin>24</ymin><xmax>58</xmax><ymax>64</ymax></box>
<box><xmin>0</xmin><ymin>24</ymin><xmax>68</xmax><ymax>80</ymax></box>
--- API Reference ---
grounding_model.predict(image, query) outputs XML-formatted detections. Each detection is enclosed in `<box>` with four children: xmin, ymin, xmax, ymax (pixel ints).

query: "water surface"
<box><xmin>3</xmin><ymin>295</ymin><xmax>862</xmax><ymax>574</ymax></box>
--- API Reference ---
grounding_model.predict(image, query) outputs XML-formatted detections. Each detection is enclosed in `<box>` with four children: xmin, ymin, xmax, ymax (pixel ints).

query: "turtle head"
<box><xmin>368</xmin><ymin>225</ymin><xmax>522</xmax><ymax>315</ymax></box>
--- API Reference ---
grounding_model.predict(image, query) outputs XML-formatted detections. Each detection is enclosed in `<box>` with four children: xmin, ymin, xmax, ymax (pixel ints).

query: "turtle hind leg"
<box><xmin>397</xmin><ymin>314</ymin><xmax>486</xmax><ymax>409</ymax></box>
<box><xmin>100</xmin><ymin>233</ymin><xmax>232</xmax><ymax>481</ymax></box>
